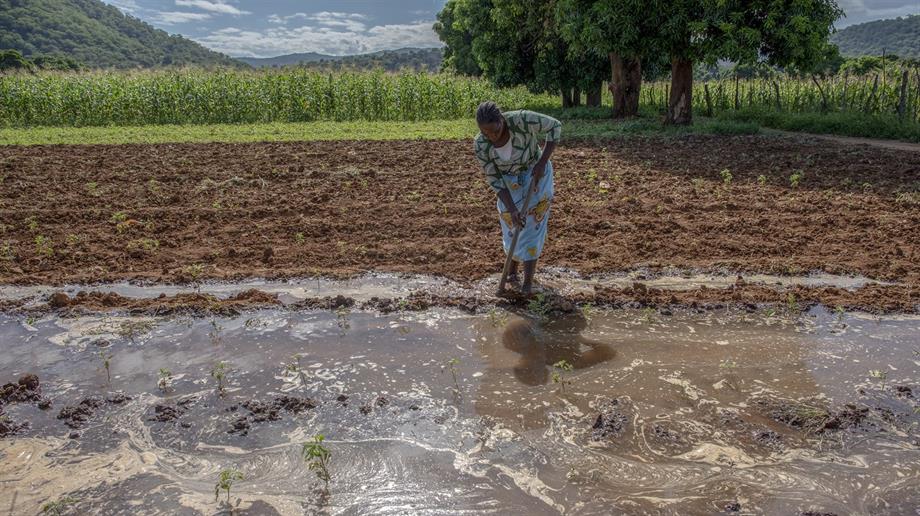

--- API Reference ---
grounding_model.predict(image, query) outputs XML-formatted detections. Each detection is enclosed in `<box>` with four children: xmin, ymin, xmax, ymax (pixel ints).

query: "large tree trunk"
<box><xmin>572</xmin><ymin>86</ymin><xmax>581</xmax><ymax>107</ymax></box>
<box><xmin>666</xmin><ymin>57</ymin><xmax>693</xmax><ymax>125</ymax></box>
<box><xmin>609</xmin><ymin>52</ymin><xmax>642</xmax><ymax>118</ymax></box>
<box><xmin>561</xmin><ymin>88</ymin><xmax>573</xmax><ymax>109</ymax></box>
<box><xmin>586</xmin><ymin>83</ymin><xmax>602</xmax><ymax>107</ymax></box>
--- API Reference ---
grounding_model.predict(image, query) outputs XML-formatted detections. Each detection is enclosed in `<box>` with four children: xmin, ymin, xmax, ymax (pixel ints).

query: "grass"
<box><xmin>719</xmin><ymin>108</ymin><xmax>920</xmax><ymax>142</ymax></box>
<box><xmin>0</xmin><ymin>116</ymin><xmax>761</xmax><ymax>146</ymax></box>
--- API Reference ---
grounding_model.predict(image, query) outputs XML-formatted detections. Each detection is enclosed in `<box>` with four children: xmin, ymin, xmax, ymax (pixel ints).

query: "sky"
<box><xmin>103</xmin><ymin>0</ymin><xmax>919</xmax><ymax>59</ymax></box>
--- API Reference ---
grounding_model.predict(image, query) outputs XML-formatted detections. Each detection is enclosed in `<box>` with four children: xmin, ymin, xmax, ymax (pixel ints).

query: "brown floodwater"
<box><xmin>0</xmin><ymin>286</ymin><xmax>918</xmax><ymax>514</ymax></box>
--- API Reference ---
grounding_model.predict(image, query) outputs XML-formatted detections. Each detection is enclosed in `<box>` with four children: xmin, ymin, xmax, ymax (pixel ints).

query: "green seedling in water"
<box><xmin>580</xmin><ymin>302</ymin><xmax>597</xmax><ymax>321</ymax></box>
<box><xmin>157</xmin><ymin>368</ymin><xmax>173</xmax><ymax>392</ymax></box>
<box><xmin>208</xmin><ymin>320</ymin><xmax>223</xmax><ymax>346</ymax></box>
<box><xmin>552</xmin><ymin>360</ymin><xmax>574</xmax><ymax>393</ymax></box>
<box><xmin>41</xmin><ymin>496</ymin><xmax>78</xmax><ymax>515</ymax></box>
<box><xmin>26</xmin><ymin>316</ymin><xmax>36</xmax><ymax>326</ymax></box>
<box><xmin>641</xmin><ymin>307</ymin><xmax>656</xmax><ymax>323</ymax></box>
<box><xmin>834</xmin><ymin>305</ymin><xmax>846</xmax><ymax>322</ymax></box>
<box><xmin>98</xmin><ymin>350</ymin><xmax>113</xmax><ymax>384</ymax></box>
<box><xmin>335</xmin><ymin>307</ymin><xmax>350</xmax><ymax>331</ymax></box>
<box><xmin>214</xmin><ymin>468</ymin><xmax>243</xmax><ymax>504</ymax></box>
<box><xmin>443</xmin><ymin>358</ymin><xmax>461</xmax><ymax>396</ymax></box>
<box><xmin>869</xmin><ymin>369</ymin><xmax>887</xmax><ymax>382</ymax></box>
<box><xmin>118</xmin><ymin>319</ymin><xmax>154</xmax><ymax>343</ymax></box>
<box><xmin>211</xmin><ymin>361</ymin><xmax>228</xmax><ymax>394</ymax></box>
<box><xmin>302</xmin><ymin>434</ymin><xmax>332</xmax><ymax>490</ymax></box>
<box><xmin>487</xmin><ymin>308</ymin><xmax>508</xmax><ymax>327</ymax></box>
<box><xmin>285</xmin><ymin>354</ymin><xmax>309</xmax><ymax>386</ymax></box>
<box><xmin>527</xmin><ymin>293</ymin><xmax>551</xmax><ymax>321</ymax></box>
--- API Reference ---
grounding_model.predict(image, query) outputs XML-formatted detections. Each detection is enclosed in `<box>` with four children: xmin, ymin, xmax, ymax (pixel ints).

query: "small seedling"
<box><xmin>691</xmin><ymin>177</ymin><xmax>707</xmax><ymax>194</ymax></box>
<box><xmin>86</xmin><ymin>182</ymin><xmax>99</xmax><ymax>196</ymax></box>
<box><xmin>335</xmin><ymin>307</ymin><xmax>350</xmax><ymax>331</ymax></box>
<box><xmin>641</xmin><ymin>307</ymin><xmax>656</xmax><ymax>323</ymax></box>
<box><xmin>757</xmin><ymin>174</ymin><xmax>767</xmax><ymax>187</ymax></box>
<box><xmin>41</xmin><ymin>496</ymin><xmax>78</xmax><ymax>515</ymax></box>
<box><xmin>527</xmin><ymin>293</ymin><xmax>551</xmax><ymax>321</ymax></box>
<box><xmin>26</xmin><ymin>316</ymin><xmax>36</xmax><ymax>326</ymax></box>
<box><xmin>214</xmin><ymin>468</ymin><xmax>243</xmax><ymax>504</ymax></box>
<box><xmin>719</xmin><ymin>359</ymin><xmax>738</xmax><ymax>369</ymax></box>
<box><xmin>580</xmin><ymin>302</ymin><xmax>597</xmax><ymax>321</ymax></box>
<box><xmin>487</xmin><ymin>308</ymin><xmax>508</xmax><ymax>327</ymax></box>
<box><xmin>25</xmin><ymin>216</ymin><xmax>38</xmax><ymax>232</ymax></box>
<box><xmin>157</xmin><ymin>368</ymin><xmax>173</xmax><ymax>392</ymax></box>
<box><xmin>443</xmin><ymin>358</ymin><xmax>461</xmax><ymax>396</ymax></box>
<box><xmin>211</xmin><ymin>361</ymin><xmax>228</xmax><ymax>394</ymax></box>
<box><xmin>34</xmin><ymin>235</ymin><xmax>54</xmax><ymax>257</ymax></box>
<box><xmin>786</xmin><ymin>293</ymin><xmax>799</xmax><ymax>313</ymax></box>
<box><xmin>551</xmin><ymin>360</ymin><xmax>574</xmax><ymax>393</ymax></box>
<box><xmin>720</xmin><ymin>169</ymin><xmax>732</xmax><ymax>187</ymax></box>
<box><xmin>208</xmin><ymin>320</ymin><xmax>223</xmax><ymax>346</ymax></box>
<box><xmin>184</xmin><ymin>263</ymin><xmax>204</xmax><ymax>291</ymax></box>
<box><xmin>302</xmin><ymin>434</ymin><xmax>332</xmax><ymax>490</ymax></box>
<box><xmin>869</xmin><ymin>369</ymin><xmax>887</xmax><ymax>382</ymax></box>
<box><xmin>295</xmin><ymin>232</ymin><xmax>305</xmax><ymax>244</ymax></box>
<box><xmin>118</xmin><ymin>319</ymin><xmax>154</xmax><ymax>343</ymax></box>
<box><xmin>286</xmin><ymin>354</ymin><xmax>309</xmax><ymax>386</ymax></box>
<box><xmin>99</xmin><ymin>350</ymin><xmax>113</xmax><ymax>385</ymax></box>
<box><xmin>1</xmin><ymin>242</ymin><xmax>13</xmax><ymax>261</ymax></box>
<box><xmin>789</xmin><ymin>170</ymin><xmax>804</xmax><ymax>188</ymax></box>
<box><xmin>834</xmin><ymin>305</ymin><xmax>846</xmax><ymax>322</ymax></box>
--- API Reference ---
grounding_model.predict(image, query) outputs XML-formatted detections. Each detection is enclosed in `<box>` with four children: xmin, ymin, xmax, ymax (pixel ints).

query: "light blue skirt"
<box><xmin>497</xmin><ymin>160</ymin><xmax>554</xmax><ymax>262</ymax></box>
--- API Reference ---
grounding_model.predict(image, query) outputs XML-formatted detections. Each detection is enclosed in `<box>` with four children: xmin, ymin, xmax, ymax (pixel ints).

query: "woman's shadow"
<box><xmin>501</xmin><ymin>313</ymin><xmax>616</xmax><ymax>386</ymax></box>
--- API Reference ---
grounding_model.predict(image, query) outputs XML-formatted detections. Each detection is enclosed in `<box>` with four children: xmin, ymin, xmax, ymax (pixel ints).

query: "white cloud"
<box><xmin>174</xmin><ymin>0</ymin><xmax>250</xmax><ymax>15</ymax></box>
<box><xmin>152</xmin><ymin>11</ymin><xmax>213</xmax><ymax>24</ymax></box>
<box><xmin>836</xmin><ymin>0</ymin><xmax>919</xmax><ymax>27</ymax></box>
<box><xmin>196</xmin><ymin>20</ymin><xmax>443</xmax><ymax>58</ymax></box>
<box><xmin>106</xmin><ymin>0</ymin><xmax>141</xmax><ymax>14</ymax></box>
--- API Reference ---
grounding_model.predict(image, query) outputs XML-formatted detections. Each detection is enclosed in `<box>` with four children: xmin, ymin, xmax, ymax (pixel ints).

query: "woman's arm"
<box><xmin>497</xmin><ymin>187</ymin><xmax>525</xmax><ymax>228</ymax></box>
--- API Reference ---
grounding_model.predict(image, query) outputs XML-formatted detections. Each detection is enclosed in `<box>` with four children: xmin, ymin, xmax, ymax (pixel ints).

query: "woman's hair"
<box><xmin>476</xmin><ymin>101</ymin><xmax>503</xmax><ymax>125</ymax></box>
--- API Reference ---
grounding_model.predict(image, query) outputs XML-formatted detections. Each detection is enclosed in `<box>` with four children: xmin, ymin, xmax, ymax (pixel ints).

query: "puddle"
<box><xmin>0</xmin><ymin>269</ymin><xmax>893</xmax><ymax>307</ymax></box>
<box><xmin>1</xmin><ymin>304</ymin><xmax>918</xmax><ymax>514</ymax></box>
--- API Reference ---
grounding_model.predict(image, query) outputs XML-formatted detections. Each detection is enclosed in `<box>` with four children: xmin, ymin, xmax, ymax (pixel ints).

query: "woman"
<box><xmin>474</xmin><ymin>101</ymin><xmax>561</xmax><ymax>295</ymax></box>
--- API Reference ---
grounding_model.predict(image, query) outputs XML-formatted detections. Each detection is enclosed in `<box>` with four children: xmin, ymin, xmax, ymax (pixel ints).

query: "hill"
<box><xmin>831</xmin><ymin>15</ymin><xmax>920</xmax><ymax>58</ymax></box>
<box><xmin>0</xmin><ymin>0</ymin><xmax>243</xmax><ymax>68</ymax></box>
<box><xmin>240</xmin><ymin>47</ymin><xmax>444</xmax><ymax>72</ymax></box>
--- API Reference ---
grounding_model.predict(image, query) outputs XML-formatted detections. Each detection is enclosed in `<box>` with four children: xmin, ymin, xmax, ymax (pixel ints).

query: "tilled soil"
<box><xmin>1</xmin><ymin>135</ymin><xmax>918</xmax><ymax>291</ymax></box>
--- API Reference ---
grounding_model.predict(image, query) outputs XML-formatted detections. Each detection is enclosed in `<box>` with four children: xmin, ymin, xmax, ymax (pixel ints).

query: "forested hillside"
<box><xmin>0</xmin><ymin>0</ymin><xmax>243</xmax><ymax>68</ymax></box>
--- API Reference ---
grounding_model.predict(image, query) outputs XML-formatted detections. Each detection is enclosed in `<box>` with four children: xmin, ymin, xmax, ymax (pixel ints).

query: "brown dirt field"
<box><xmin>1</xmin><ymin>135</ymin><xmax>918</xmax><ymax>292</ymax></box>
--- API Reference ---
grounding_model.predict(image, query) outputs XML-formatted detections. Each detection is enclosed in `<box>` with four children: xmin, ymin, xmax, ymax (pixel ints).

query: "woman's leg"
<box><xmin>522</xmin><ymin>259</ymin><xmax>537</xmax><ymax>295</ymax></box>
<box><xmin>508</xmin><ymin>260</ymin><xmax>519</xmax><ymax>282</ymax></box>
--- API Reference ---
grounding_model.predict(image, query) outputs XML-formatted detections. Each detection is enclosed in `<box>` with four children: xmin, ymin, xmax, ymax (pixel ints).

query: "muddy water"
<box><xmin>1</xmin><ymin>303</ymin><xmax>918</xmax><ymax>515</ymax></box>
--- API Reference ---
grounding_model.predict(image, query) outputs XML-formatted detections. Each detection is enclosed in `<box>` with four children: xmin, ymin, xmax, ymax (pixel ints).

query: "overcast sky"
<box><xmin>104</xmin><ymin>0</ymin><xmax>919</xmax><ymax>58</ymax></box>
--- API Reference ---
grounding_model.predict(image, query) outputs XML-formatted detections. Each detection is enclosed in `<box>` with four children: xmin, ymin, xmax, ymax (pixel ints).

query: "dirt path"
<box><xmin>0</xmin><ymin>135</ymin><xmax>918</xmax><ymax>289</ymax></box>
<box><xmin>770</xmin><ymin>129</ymin><xmax>920</xmax><ymax>153</ymax></box>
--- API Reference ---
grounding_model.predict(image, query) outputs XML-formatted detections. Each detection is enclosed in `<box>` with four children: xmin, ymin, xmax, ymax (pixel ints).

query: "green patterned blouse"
<box><xmin>474</xmin><ymin>110</ymin><xmax>562</xmax><ymax>192</ymax></box>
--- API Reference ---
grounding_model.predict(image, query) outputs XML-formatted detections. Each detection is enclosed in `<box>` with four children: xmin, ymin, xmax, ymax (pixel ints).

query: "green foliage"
<box><xmin>302</xmin><ymin>434</ymin><xmax>332</xmax><ymax>489</ymax></box>
<box><xmin>210</xmin><ymin>361</ymin><xmax>228</xmax><ymax>394</ymax></box>
<box><xmin>0</xmin><ymin>0</ymin><xmax>242</xmax><ymax>69</ymax></box>
<box><xmin>0</xmin><ymin>69</ymin><xmax>557</xmax><ymax>127</ymax></box>
<box><xmin>157</xmin><ymin>368</ymin><xmax>172</xmax><ymax>391</ymax></box>
<box><xmin>831</xmin><ymin>15</ymin><xmax>920</xmax><ymax>59</ymax></box>
<box><xmin>41</xmin><ymin>496</ymin><xmax>78</xmax><ymax>515</ymax></box>
<box><xmin>433</xmin><ymin>0</ymin><xmax>484</xmax><ymax>76</ymax></box>
<box><xmin>214</xmin><ymin>468</ymin><xmax>243</xmax><ymax>503</ymax></box>
<box><xmin>551</xmin><ymin>360</ymin><xmax>573</xmax><ymax>393</ymax></box>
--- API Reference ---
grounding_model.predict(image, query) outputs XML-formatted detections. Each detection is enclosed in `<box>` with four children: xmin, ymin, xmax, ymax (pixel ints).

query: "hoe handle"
<box><xmin>498</xmin><ymin>185</ymin><xmax>536</xmax><ymax>293</ymax></box>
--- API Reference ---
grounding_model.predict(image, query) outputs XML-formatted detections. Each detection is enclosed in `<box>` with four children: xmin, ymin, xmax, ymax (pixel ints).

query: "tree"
<box><xmin>557</xmin><ymin>0</ymin><xmax>659</xmax><ymax>117</ymax></box>
<box><xmin>658</xmin><ymin>0</ymin><xmax>843</xmax><ymax>124</ymax></box>
<box><xmin>0</xmin><ymin>49</ymin><xmax>33</xmax><ymax>72</ymax></box>
<box><xmin>433</xmin><ymin>0</ymin><xmax>485</xmax><ymax>76</ymax></box>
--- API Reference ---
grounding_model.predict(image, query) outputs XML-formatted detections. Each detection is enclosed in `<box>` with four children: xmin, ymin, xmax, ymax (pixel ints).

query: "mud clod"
<box><xmin>57</xmin><ymin>396</ymin><xmax>105</xmax><ymax>429</ymax></box>
<box><xmin>591</xmin><ymin>398</ymin><xmax>629</xmax><ymax>440</ymax></box>
<box><xmin>229</xmin><ymin>395</ymin><xmax>316</xmax><ymax>435</ymax></box>
<box><xmin>49</xmin><ymin>292</ymin><xmax>71</xmax><ymax>308</ymax></box>
<box><xmin>1</xmin><ymin>373</ymin><xmax>44</xmax><ymax>404</ymax></box>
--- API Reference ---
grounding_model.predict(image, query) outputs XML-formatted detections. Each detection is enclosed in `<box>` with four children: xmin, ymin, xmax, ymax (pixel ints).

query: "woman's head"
<box><xmin>476</xmin><ymin>101</ymin><xmax>504</xmax><ymax>143</ymax></box>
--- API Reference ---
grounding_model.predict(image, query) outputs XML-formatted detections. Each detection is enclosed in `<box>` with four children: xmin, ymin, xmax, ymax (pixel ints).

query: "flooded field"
<box><xmin>1</xmin><ymin>277</ymin><xmax>918</xmax><ymax>514</ymax></box>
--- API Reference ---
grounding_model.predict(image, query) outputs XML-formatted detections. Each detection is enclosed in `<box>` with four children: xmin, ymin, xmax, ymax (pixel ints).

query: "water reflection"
<box><xmin>500</xmin><ymin>315</ymin><xmax>616</xmax><ymax>386</ymax></box>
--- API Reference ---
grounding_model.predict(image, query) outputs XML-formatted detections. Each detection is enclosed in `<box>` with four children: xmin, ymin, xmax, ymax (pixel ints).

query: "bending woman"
<box><xmin>474</xmin><ymin>101</ymin><xmax>561</xmax><ymax>295</ymax></box>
